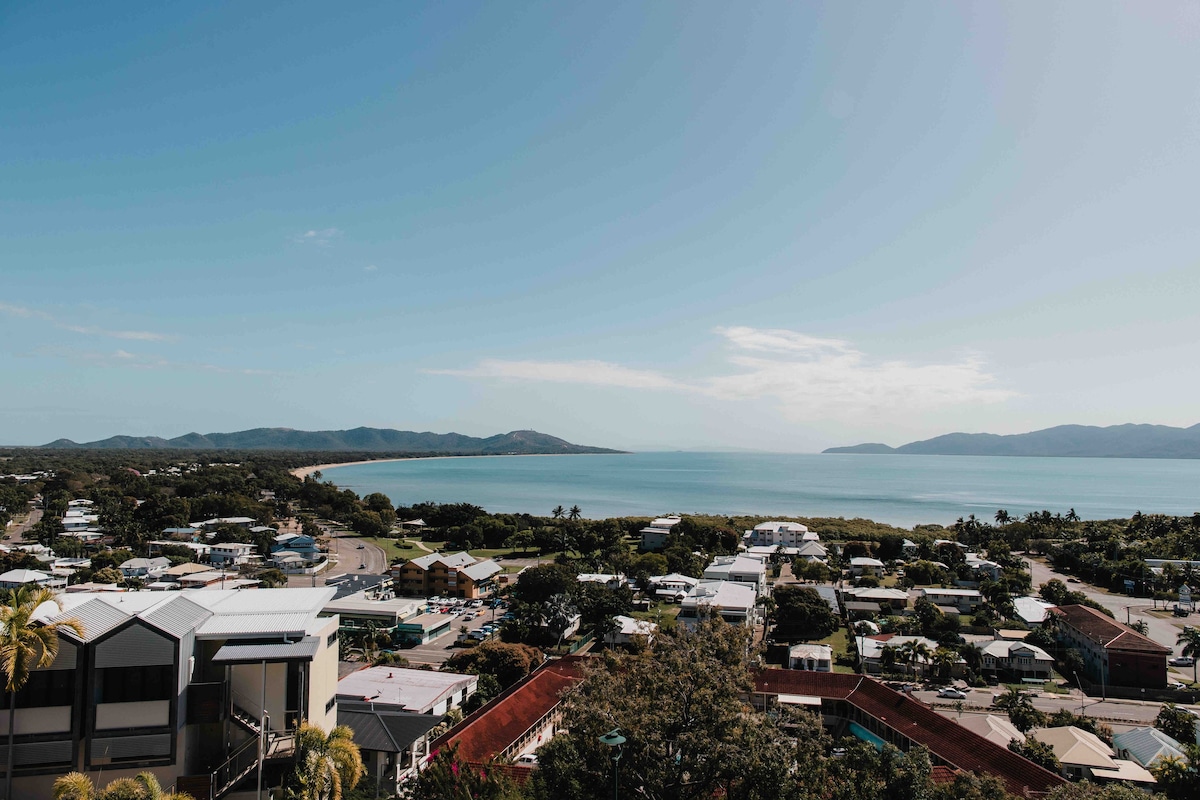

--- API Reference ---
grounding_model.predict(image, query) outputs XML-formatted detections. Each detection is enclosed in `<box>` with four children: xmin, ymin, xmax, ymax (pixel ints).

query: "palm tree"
<box><xmin>567</xmin><ymin>505</ymin><xmax>581</xmax><ymax>522</ymax></box>
<box><xmin>551</xmin><ymin>505</ymin><xmax>565</xmax><ymax>521</ymax></box>
<box><xmin>995</xmin><ymin>510</ymin><xmax>1010</xmax><ymax>525</ymax></box>
<box><xmin>53</xmin><ymin>771</ymin><xmax>193</xmax><ymax>800</ymax></box>
<box><xmin>899</xmin><ymin>640</ymin><xmax>932</xmax><ymax>680</ymax></box>
<box><xmin>1176</xmin><ymin>626</ymin><xmax>1200</xmax><ymax>685</ymax></box>
<box><xmin>879</xmin><ymin>644</ymin><xmax>898</xmax><ymax>676</ymax></box>
<box><xmin>1</xmin><ymin>586</ymin><xmax>84</xmax><ymax>800</ymax></box>
<box><xmin>288</xmin><ymin>723</ymin><xmax>364</xmax><ymax>800</ymax></box>
<box><xmin>931</xmin><ymin>647</ymin><xmax>958</xmax><ymax>684</ymax></box>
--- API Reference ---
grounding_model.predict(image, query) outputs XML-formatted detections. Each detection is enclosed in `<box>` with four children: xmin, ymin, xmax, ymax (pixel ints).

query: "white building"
<box><xmin>745</xmin><ymin>521</ymin><xmax>816</xmax><ymax>547</ymax></box>
<box><xmin>849</xmin><ymin>557</ymin><xmax>884</xmax><ymax>577</ymax></box>
<box><xmin>788</xmin><ymin>643</ymin><xmax>833</xmax><ymax>672</ymax></box>
<box><xmin>604</xmin><ymin>615</ymin><xmax>657</xmax><ymax>647</ymax></box>
<box><xmin>649</xmin><ymin>573</ymin><xmax>699</xmax><ymax>602</ymax></box>
<box><xmin>639</xmin><ymin>516</ymin><xmax>681</xmax><ymax>551</ymax></box>
<box><xmin>703</xmin><ymin>554</ymin><xmax>768</xmax><ymax>596</ymax></box>
<box><xmin>678</xmin><ymin>581</ymin><xmax>759</xmax><ymax>629</ymax></box>
<box><xmin>979</xmin><ymin>639</ymin><xmax>1054</xmax><ymax>681</ymax></box>
<box><xmin>336</xmin><ymin>667</ymin><xmax>477</xmax><ymax>716</ymax></box>
<box><xmin>916</xmin><ymin>587</ymin><xmax>983</xmax><ymax>614</ymax></box>
<box><xmin>209</xmin><ymin>541</ymin><xmax>258</xmax><ymax>567</ymax></box>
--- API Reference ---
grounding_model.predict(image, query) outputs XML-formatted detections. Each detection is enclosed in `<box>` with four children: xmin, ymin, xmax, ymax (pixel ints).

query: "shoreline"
<box><xmin>289</xmin><ymin>452</ymin><xmax>620</xmax><ymax>480</ymax></box>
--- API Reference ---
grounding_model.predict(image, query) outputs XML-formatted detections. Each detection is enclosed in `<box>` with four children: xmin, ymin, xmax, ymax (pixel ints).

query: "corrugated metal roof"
<box><xmin>196</xmin><ymin>612</ymin><xmax>314</xmax><ymax>638</ymax></box>
<box><xmin>55</xmin><ymin>599</ymin><xmax>130</xmax><ymax>642</ymax></box>
<box><xmin>338</xmin><ymin>707</ymin><xmax>441</xmax><ymax>753</ymax></box>
<box><xmin>212</xmin><ymin>636</ymin><xmax>321</xmax><ymax>663</ymax></box>
<box><xmin>140</xmin><ymin>596</ymin><xmax>213</xmax><ymax>638</ymax></box>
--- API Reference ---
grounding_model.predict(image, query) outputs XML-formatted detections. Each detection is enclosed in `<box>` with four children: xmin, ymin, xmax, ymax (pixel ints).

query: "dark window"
<box><xmin>0</xmin><ymin>670</ymin><xmax>75</xmax><ymax>708</ymax></box>
<box><xmin>326</xmin><ymin>630</ymin><xmax>338</xmax><ymax>647</ymax></box>
<box><xmin>96</xmin><ymin>665</ymin><xmax>174</xmax><ymax>704</ymax></box>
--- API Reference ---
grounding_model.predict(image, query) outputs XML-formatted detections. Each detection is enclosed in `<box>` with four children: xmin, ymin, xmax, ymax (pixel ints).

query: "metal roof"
<box><xmin>55</xmin><ymin>599</ymin><xmax>130</xmax><ymax>642</ymax></box>
<box><xmin>212</xmin><ymin>636</ymin><xmax>321</xmax><ymax>663</ymax></box>
<box><xmin>337</xmin><ymin>707</ymin><xmax>441</xmax><ymax>753</ymax></box>
<box><xmin>140</xmin><ymin>596</ymin><xmax>213</xmax><ymax>638</ymax></box>
<box><xmin>196</xmin><ymin>612</ymin><xmax>315</xmax><ymax>639</ymax></box>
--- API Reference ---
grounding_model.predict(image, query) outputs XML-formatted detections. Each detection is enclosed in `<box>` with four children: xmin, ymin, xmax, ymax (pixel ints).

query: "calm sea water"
<box><xmin>320</xmin><ymin>452</ymin><xmax>1200</xmax><ymax>528</ymax></box>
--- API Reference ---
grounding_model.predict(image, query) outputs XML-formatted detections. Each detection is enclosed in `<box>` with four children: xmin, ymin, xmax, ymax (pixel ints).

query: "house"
<box><xmin>841</xmin><ymin>586</ymin><xmax>909</xmax><ymax>611</ymax></box>
<box><xmin>1031</xmin><ymin>726</ymin><xmax>1156</xmax><ymax>785</ymax></box>
<box><xmin>577</xmin><ymin>573</ymin><xmax>627</xmax><ymax>590</ymax></box>
<box><xmin>752</xmin><ymin>670</ymin><xmax>1065</xmax><ymax>797</ymax></box>
<box><xmin>793</xmin><ymin>540</ymin><xmax>829</xmax><ymax>562</ymax></box>
<box><xmin>849</xmin><ymin>557</ymin><xmax>884</xmax><ymax>577</ymax></box>
<box><xmin>702</xmin><ymin>554</ymin><xmax>768</xmax><ymax>595</ymax></box>
<box><xmin>1112</xmin><ymin>727</ymin><xmax>1187</xmax><ymax>768</ymax></box>
<box><xmin>857</xmin><ymin>634</ymin><xmax>963</xmax><ymax>678</ymax></box>
<box><xmin>337</xmin><ymin>666</ymin><xmax>477</xmax><ymax>715</ymax></box>
<box><xmin>678</xmin><ymin>581</ymin><xmax>759</xmax><ymax>629</ymax></box>
<box><xmin>8</xmin><ymin>588</ymin><xmax>340</xmax><ymax>799</ymax></box>
<box><xmin>392</xmin><ymin>552</ymin><xmax>501</xmax><ymax>598</ymax></box>
<box><xmin>649</xmin><ymin>573</ymin><xmax>699</xmax><ymax>602</ymax></box>
<box><xmin>639</xmin><ymin>516</ymin><xmax>681</xmax><ymax>551</ymax></box>
<box><xmin>916</xmin><ymin>588</ymin><xmax>983</xmax><ymax>614</ymax></box>
<box><xmin>337</xmin><ymin>706</ymin><xmax>442</xmax><ymax>790</ymax></box>
<box><xmin>0</xmin><ymin>568</ymin><xmax>64</xmax><ymax>590</ymax></box>
<box><xmin>965</xmin><ymin>553</ymin><xmax>1002</xmax><ymax>581</ymax></box>
<box><xmin>322</xmin><ymin>591</ymin><xmax>425</xmax><ymax>643</ymax></box>
<box><xmin>604</xmin><ymin>615</ymin><xmax>656</xmax><ymax>647</ymax></box>
<box><xmin>901</xmin><ymin>539</ymin><xmax>919</xmax><ymax>558</ymax></box>
<box><xmin>979</xmin><ymin>639</ymin><xmax>1054</xmax><ymax>681</ymax></box>
<box><xmin>955</xmin><ymin>714</ymin><xmax>1025</xmax><ymax>748</ymax></box>
<box><xmin>208</xmin><ymin>542</ymin><xmax>257</xmax><ymax>568</ymax></box>
<box><xmin>270</xmin><ymin>533</ymin><xmax>322</xmax><ymax>563</ymax></box>
<box><xmin>745</xmin><ymin>521</ymin><xmax>816</xmax><ymax>547</ymax></box>
<box><xmin>1051</xmin><ymin>605</ymin><xmax>1171</xmax><ymax>690</ymax></box>
<box><xmin>1013</xmin><ymin>595</ymin><xmax>1055</xmax><ymax>627</ymax></box>
<box><xmin>147</xmin><ymin>540</ymin><xmax>211</xmax><ymax>560</ymax></box>
<box><xmin>788</xmin><ymin>643</ymin><xmax>833</xmax><ymax>672</ymax></box>
<box><xmin>119</xmin><ymin>557</ymin><xmax>171</xmax><ymax>580</ymax></box>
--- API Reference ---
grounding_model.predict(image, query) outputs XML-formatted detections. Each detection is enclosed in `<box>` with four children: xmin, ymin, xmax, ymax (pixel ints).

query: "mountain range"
<box><xmin>41</xmin><ymin>427</ymin><xmax>623</xmax><ymax>455</ymax></box>
<box><xmin>823</xmin><ymin>423</ymin><xmax>1200</xmax><ymax>459</ymax></box>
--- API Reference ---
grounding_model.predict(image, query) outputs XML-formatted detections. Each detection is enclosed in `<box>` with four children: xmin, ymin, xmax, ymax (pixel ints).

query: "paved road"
<box><xmin>5</xmin><ymin>506</ymin><xmax>41</xmax><ymax>542</ymax></box>
<box><xmin>912</xmin><ymin>686</ymin><xmax>1168</xmax><ymax>725</ymax></box>
<box><xmin>324</xmin><ymin>529</ymin><xmax>388</xmax><ymax>577</ymax></box>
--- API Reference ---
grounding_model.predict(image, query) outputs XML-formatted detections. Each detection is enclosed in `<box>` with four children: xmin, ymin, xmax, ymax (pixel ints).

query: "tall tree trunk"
<box><xmin>5</xmin><ymin>689</ymin><xmax>14</xmax><ymax>800</ymax></box>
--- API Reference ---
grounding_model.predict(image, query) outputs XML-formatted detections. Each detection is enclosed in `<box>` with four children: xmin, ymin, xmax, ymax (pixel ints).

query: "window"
<box><xmin>96</xmin><ymin>665</ymin><xmax>174</xmax><ymax>704</ymax></box>
<box><xmin>326</xmin><ymin>630</ymin><xmax>338</xmax><ymax>648</ymax></box>
<box><xmin>325</xmin><ymin>696</ymin><xmax>336</xmax><ymax>713</ymax></box>
<box><xmin>1</xmin><ymin>670</ymin><xmax>75</xmax><ymax>708</ymax></box>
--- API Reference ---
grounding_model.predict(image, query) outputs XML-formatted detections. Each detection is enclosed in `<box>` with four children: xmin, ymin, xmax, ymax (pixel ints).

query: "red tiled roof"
<box><xmin>1051</xmin><ymin>605</ymin><xmax>1171</xmax><ymax>655</ymax></box>
<box><xmin>929</xmin><ymin>765</ymin><xmax>960</xmax><ymax>784</ymax></box>
<box><xmin>431</xmin><ymin>657</ymin><xmax>585</xmax><ymax>764</ymax></box>
<box><xmin>753</xmin><ymin>670</ymin><xmax>1065</xmax><ymax>798</ymax></box>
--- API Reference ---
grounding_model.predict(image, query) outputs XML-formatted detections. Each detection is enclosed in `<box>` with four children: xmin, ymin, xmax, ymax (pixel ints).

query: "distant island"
<box><xmin>823</xmin><ymin>422</ymin><xmax>1200</xmax><ymax>459</ymax></box>
<box><xmin>40</xmin><ymin>427</ymin><xmax>624</xmax><ymax>455</ymax></box>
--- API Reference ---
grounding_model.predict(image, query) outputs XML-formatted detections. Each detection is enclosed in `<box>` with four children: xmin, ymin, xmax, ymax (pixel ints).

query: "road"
<box><xmin>286</xmin><ymin>527</ymin><xmax>389</xmax><ymax>588</ymax></box>
<box><xmin>911</xmin><ymin>686</ymin><xmax>1166</xmax><ymax>725</ymax></box>
<box><xmin>5</xmin><ymin>506</ymin><xmax>41</xmax><ymax>543</ymax></box>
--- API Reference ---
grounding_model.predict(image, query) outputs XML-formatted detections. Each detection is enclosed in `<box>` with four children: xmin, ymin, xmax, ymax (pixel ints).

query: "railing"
<box><xmin>206</xmin><ymin>727</ymin><xmax>298</xmax><ymax>800</ymax></box>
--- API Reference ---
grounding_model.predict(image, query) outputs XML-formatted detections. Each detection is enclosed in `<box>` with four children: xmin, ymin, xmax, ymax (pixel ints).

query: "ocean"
<box><xmin>319</xmin><ymin>452</ymin><xmax>1200</xmax><ymax>529</ymax></box>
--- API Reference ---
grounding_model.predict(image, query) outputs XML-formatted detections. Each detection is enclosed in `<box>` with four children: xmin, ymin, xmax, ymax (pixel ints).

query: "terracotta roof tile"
<box><xmin>1051</xmin><ymin>605</ymin><xmax>1171</xmax><ymax>654</ymax></box>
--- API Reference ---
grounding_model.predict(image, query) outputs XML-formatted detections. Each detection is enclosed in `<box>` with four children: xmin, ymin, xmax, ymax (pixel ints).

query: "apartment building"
<box><xmin>1051</xmin><ymin>604</ymin><xmax>1170</xmax><ymax>689</ymax></box>
<box><xmin>391</xmin><ymin>552</ymin><xmax>501</xmax><ymax>598</ymax></box>
<box><xmin>7</xmin><ymin>588</ymin><xmax>340</xmax><ymax>799</ymax></box>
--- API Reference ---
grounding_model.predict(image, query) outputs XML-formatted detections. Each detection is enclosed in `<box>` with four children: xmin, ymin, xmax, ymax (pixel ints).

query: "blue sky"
<box><xmin>4</xmin><ymin>2</ymin><xmax>1200</xmax><ymax>451</ymax></box>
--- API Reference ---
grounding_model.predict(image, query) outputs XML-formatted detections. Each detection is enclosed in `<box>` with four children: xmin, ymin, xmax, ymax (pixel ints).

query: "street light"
<box><xmin>599</xmin><ymin>728</ymin><xmax>626</xmax><ymax>800</ymax></box>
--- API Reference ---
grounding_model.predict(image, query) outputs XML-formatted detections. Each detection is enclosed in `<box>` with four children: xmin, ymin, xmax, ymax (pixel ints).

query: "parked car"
<box><xmin>937</xmin><ymin>687</ymin><xmax>967</xmax><ymax>699</ymax></box>
<box><xmin>1168</xmin><ymin>656</ymin><xmax>1195</xmax><ymax>667</ymax></box>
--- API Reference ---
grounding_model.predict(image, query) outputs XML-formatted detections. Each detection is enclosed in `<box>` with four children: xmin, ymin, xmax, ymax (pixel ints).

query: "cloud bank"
<box><xmin>432</xmin><ymin>326</ymin><xmax>1014</xmax><ymax>422</ymax></box>
<box><xmin>0</xmin><ymin>303</ymin><xmax>172</xmax><ymax>342</ymax></box>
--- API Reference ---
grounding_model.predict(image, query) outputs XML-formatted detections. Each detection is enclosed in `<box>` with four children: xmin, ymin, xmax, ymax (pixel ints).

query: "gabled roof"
<box><xmin>459</xmin><ymin>560</ymin><xmax>501</xmax><ymax>582</ymax></box>
<box><xmin>956</xmin><ymin>714</ymin><xmax>1025</xmax><ymax>747</ymax></box>
<box><xmin>752</xmin><ymin>670</ymin><xmax>1064</xmax><ymax>797</ymax></box>
<box><xmin>981</xmin><ymin>639</ymin><xmax>1053</xmax><ymax>661</ymax></box>
<box><xmin>1051</xmin><ymin>605</ymin><xmax>1171</xmax><ymax>654</ymax></box>
<box><xmin>408</xmin><ymin>551</ymin><xmax>475</xmax><ymax>571</ymax></box>
<box><xmin>1112</xmin><ymin>726</ymin><xmax>1186</xmax><ymax>767</ymax></box>
<box><xmin>338</xmin><ymin>707</ymin><xmax>442</xmax><ymax>753</ymax></box>
<box><xmin>1031</xmin><ymin>726</ymin><xmax>1116</xmax><ymax>768</ymax></box>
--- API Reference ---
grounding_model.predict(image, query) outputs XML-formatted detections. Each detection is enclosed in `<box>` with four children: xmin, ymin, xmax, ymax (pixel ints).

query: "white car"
<box><xmin>937</xmin><ymin>687</ymin><xmax>967</xmax><ymax>699</ymax></box>
<box><xmin>1168</xmin><ymin>656</ymin><xmax>1194</xmax><ymax>667</ymax></box>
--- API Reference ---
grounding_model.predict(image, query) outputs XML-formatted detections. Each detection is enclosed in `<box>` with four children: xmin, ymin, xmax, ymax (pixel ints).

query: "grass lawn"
<box><xmin>632</xmin><ymin>601</ymin><xmax>681</xmax><ymax>630</ymax></box>
<box><xmin>360</xmin><ymin>537</ymin><xmax>429</xmax><ymax>563</ymax></box>
<box><xmin>813</xmin><ymin>627</ymin><xmax>857</xmax><ymax>673</ymax></box>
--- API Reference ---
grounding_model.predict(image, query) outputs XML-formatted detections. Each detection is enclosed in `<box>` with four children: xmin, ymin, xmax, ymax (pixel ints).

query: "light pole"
<box><xmin>599</xmin><ymin>728</ymin><xmax>625</xmax><ymax>800</ymax></box>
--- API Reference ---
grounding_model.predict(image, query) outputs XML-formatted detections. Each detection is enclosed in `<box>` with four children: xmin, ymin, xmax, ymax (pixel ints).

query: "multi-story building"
<box><xmin>745</xmin><ymin>521</ymin><xmax>816</xmax><ymax>547</ymax></box>
<box><xmin>8</xmin><ymin>588</ymin><xmax>340</xmax><ymax>799</ymax></box>
<box><xmin>391</xmin><ymin>552</ymin><xmax>500</xmax><ymax>598</ymax></box>
<box><xmin>915</xmin><ymin>587</ymin><xmax>983</xmax><ymax>614</ymax></box>
<box><xmin>1051</xmin><ymin>604</ymin><xmax>1171</xmax><ymax>690</ymax></box>
<box><xmin>638</xmin><ymin>516</ymin><xmax>680</xmax><ymax>551</ymax></box>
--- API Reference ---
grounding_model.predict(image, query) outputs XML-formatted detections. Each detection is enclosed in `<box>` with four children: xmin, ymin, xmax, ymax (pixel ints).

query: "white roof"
<box><xmin>1014</xmin><ymin>595</ymin><xmax>1055</xmax><ymax>625</ymax></box>
<box><xmin>337</xmin><ymin>666</ymin><xmax>477</xmax><ymax>713</ymax></box>
<box><xmin>459</xmin><ymin>560</ymin><xmax>502</xmax><ymax>581</ymax></box>
<box><xmin>1090</xmin><ymin>760</ymin><xmax>1156</xmax><ymax>784</ymax></box>
<box><xmin>611</xmin><ymin>615</ymin><xmax>656</xmax><ymax>637</ymax></box>
<box><xmin>683</xmin><ymin>580</ymin><xmax>757</xmax><ymax>611</ymax></box>
<box><xmin>1032</xmin><ymin>726</ymin><xmax>1117</xmax><ymax>769</ymax></box>
<box><xmin>788</xmin><ymin>643</ymin><xmax>832</xmax><ymax>659</ymax></box>
<box><xmin>0</xmin><ymin>569</ymin><xmax>51</xmax><ymax>583</ymax></box>
<box><xmin>918</xmin><ymin>587</ymin><xmax>982</xmax><ymax>597</ymax></box>
<box><xmin>753</xmin><ymin>521</ymin><xmax>808</xmax><ymax>533</ymax></box>
<box><xmin>956</xmin><ymin>715</ymin><xmax>1024</xmax><ymax>747</ymax></box>
<box><xmin>850</xmin><ymin>557</ymin><xmax>884</xmax><ymax>567</ymax></box>
<box><xmin>981</xmin><ymin>639</ymin><xmax>1053</xmax><ymax>661</ymax></box>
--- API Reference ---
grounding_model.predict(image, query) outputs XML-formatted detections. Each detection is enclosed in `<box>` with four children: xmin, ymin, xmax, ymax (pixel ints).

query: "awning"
<box><xmin>212</xmin><ymin>637</ymin><xmax>321</xmax><ymax>664</ymax></box>
<box><xmin>776</xmin><ymin>693</ymin><xmax>822</xmax><ymax>707</ymax></box>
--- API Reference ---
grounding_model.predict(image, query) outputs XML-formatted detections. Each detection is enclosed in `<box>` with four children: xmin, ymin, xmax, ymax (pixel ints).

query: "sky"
<box><xmin>3</xmin><ymin>2</ymin><xmax>1200</xmax><ymax>452</ymax></box>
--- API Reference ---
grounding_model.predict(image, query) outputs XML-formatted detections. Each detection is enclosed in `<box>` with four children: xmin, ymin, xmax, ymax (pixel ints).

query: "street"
<box><xmin>911</xmin><ymin>686</ymin><xmax>1168</xmax><ymax>726</ymax></box>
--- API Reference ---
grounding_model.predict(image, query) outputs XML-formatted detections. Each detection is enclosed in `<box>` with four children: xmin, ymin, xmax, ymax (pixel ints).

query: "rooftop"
<box><xmin>337</xmin><ymin>666</ymin><xmax>477</xmax><ymax>714</ymax></box>
<box><xmin>1051</xmin><ymin>605</ymin><xmax>1172</xmax><ymax>654</ymax></box>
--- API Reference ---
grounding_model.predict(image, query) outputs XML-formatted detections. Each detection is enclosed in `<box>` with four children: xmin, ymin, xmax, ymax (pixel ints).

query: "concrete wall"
<box><xmin>307</xmin><ymin>614</ymin><xmax>340</xmax><ymax>731</ymax></box>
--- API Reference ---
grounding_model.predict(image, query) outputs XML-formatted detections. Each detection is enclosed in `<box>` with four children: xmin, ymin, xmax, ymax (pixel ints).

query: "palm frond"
<box><xmin>52</xmin><ymin>772</ymin><xmax>95</xmax><ymax>800</ymax></box>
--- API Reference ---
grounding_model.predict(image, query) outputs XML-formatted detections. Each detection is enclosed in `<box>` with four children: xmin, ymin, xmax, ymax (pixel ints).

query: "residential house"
<box><xmin>270</xmin><ymin>533</ymin><xmax>322</xmax><ymax>563</ymax></box>
<box><xmin>392</xmin><ymin>552</ymin><xmax>501</xmax><ymax>598</ymax></box>
<box><xmin>965</xmin><ymin>553</ymin><xmax>1002</xmax><ymax>581</ymax></box>
<box><xmin>1112</xmin><ymin>727</ymin><xmax>1187</xmax><ymax>769</ymax></box>
<box><xmin>1031</xmin><ymin>726</ymin><xmax>1156</xmax><ymax>785</ymax></box>
<box><xmin>1013</xmin><ymin>595</ymin><xmax>1055</xmax><ymax>627</ymax></box>
<box><xmin>8</xmin><ymin>588</ymin><xmax>340</xmax><ymax>800</ymax></box>
<box><xmin>0</xmin><ymin>568</ymin><xmax>64</xmax><ymax>590</ymax></box>
<box><xmin>648</xmin><ymin>573</ymin><xmax>699</xmax><ymax>602</ymax></box>
<box><xmin>604</xmin><ymin>615</ymin><xmax>656</xmax><ymax>647</ymax></box>
<box><xmin>916</xmin><ymin>588</ymin><xmax>983</xmax><ymax>614</ymax></box>
<box><xmin>857</xmin><ymin>634</ymin><xmax>963</xmax><ymax>678</ymax></box>
<box><xmin>678</xmin><ymin>581</ymin><xmax>759</xmax><ymax>629</ymax></box>
<box><xmin>208</xmin><ymin>542</ymin><xmax>257</xmax><ymax>568</ymax></box>
<box><xmin>119</xmin><ymin>557</ymin><xmax>171</xmax><ymax>580</ymax></box>
<box><xmin>745</xmin><ymin>521</ymin><xmax>816</xmax><ymax>548</ymax></box>
<box><xmin>849</xmin><ymin>557</ymin><xmax>884</xmax><ymax>577</ymax></box>
<box><xmin>576</xmin><ymin>573</ymin><xmax>627</xmax><ymax>590</ymax></box>
<box><xmin>788</xmin><ymin>643</ymin><xmax>833</xmax><ymax>672</ymax></box>
<box><xmin>955</xmin><ymin>714</ymin><xmax>1025</xmax><ymax>748</ymax></box>
<box><xmin>147</xmin><ymin>541</ymin><xmax>211</xmax><ymax>560</ymax></box>
<box><xmin>979</xmin><ymin>639</ymin><xmax>1054</xmax><ymax>681</ymax></box>
<box><xmin>337</xmin><ymin>666</ymin><xmax>477</xmax><ymax>715</ymax></box>
<box><xmin>639</xmin><ymin>516</ymin><xmax>681</xmax><ymax>551</ymax></box>
<box><xmin>336</xmin><ymin>706</ymin><xmax>441</xmax><ymax>791</ymax></box>
<box><xmin>702</xmin><ymin>554</ymin><xmax>768</xmax><ymax>596</ymax></box>
<box><xmin>1051</xmin><ymin>605</ymin><xmax>1171</xmax><ymax>690</ymax></box>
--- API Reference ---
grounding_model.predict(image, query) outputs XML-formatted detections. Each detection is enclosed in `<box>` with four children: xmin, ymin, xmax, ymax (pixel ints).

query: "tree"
<box><xmin>1008</xmin><ymin>736</ymin><xmax>1060</xmax><ymax>773</ymax></box>
<box><xmin>1045</xmin><ymin>782</ymin><xmax>1155</xmax><ymax>800</ymax></box>
<box><xmin>1155</xmin><ymin>703</ymin><xmax>1198</xmax><ymax>745</ymax></box>
<box><xmin>879</xmin><ymin>644</ymin><xmax>899</xmax><ymax>675</ymax></box>
<box><xmin>1176</xmin><ymin>627</ymin><xmax>1200</xmax><ymax>684</ymax></box>
<box><xmin>443</xmin><ymin>640</ymin><xmax>544</xmax><ymax>689</ymax></box>
<box><xmin>2</xmin><ymin>587</ymin><xmax>85</xmax><ymax>800</ymax></box>
<box><xmin>406</xmin><ymin>743</ymin><xmax>523</xmax><ymax>800</ymax></box>
<box><xmin>899</xmin><ymin>639</ymin><xmax>932</xmax><ymax>680</ymax></box>
<box><xmin>770</xmin><ymin>585</ymin><xmax>838</xmax><ymax>642</ymax></box>
<box><xmin>53</xmin><ymin>771</ymin><xmax>193</xmax><ymax>800</ymax></box>
<box><xmin>1151</xmin><ymin>750</ymin><xmax>1200</xmax><ymax>800</ymax></box>
<box><xmin>992</xmin><ymin>688</ymin><xmax>1046</xmax><ymax>733</ymax></box>
<box><xmin>284</xmin><ymin>723</ymin><xmax>364</xmax><ymax>800</ymax></box>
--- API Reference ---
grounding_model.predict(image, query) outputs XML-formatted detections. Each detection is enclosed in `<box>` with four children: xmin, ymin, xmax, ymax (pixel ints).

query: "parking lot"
<box><xmin>390</xmin><ymin>597</ymin><xmax>511</xmax><ymax>668</ymax></box>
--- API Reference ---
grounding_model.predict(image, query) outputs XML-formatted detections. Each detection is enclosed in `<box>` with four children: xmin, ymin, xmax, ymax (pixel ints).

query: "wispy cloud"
<box><xmin>364</xmin><ymin>264</ymin><xmax>378</xmax><ymax>272</ymax></box>
<box><xmin>431</xmin><ymin>359</ymin><xmax>685</xmax><ymax>390</ymax></box>
<box><xmin>0</xmin><ymin>302</ymin><xmax>173</xmax><ymax>342</ymax></box>
<box><xmin>434</xmin><ymin>326</ymin><xmax>1015</xmax><ymax>422</ymax></box>
<box><xmin>292</xmin><ymin>227</ymin><xmax>342</xmax><ymax>246</ymax></box>
<box><xmin>30</xmin><ymin>345</ymin><xmax>276</xmax><ymax>376</ymax></box>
